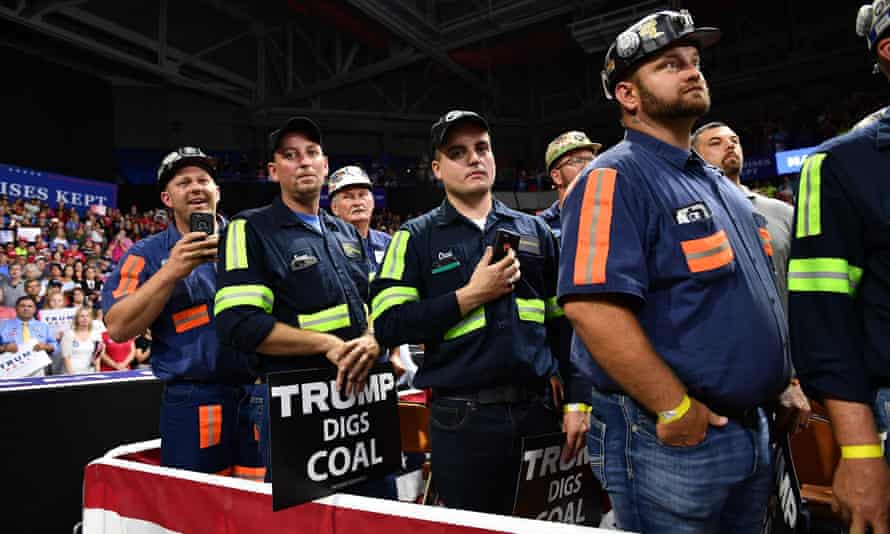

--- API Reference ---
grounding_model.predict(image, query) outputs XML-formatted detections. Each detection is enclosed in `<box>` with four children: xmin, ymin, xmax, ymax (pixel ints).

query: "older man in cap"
<box><xmin>328</xmin><ymin>165</ymin><xmax>391</xmax><ymax>276</ymax></box>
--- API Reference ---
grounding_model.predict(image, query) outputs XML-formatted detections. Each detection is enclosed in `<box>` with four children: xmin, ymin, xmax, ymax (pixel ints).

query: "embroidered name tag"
<box><xmin>674</xmin><ymin>202</ymin><xmax>712</xmax><ymax>224</ymax></box>
<box><xmin>518</xmin><ymin>235</ymin><xmax>541</xmax><ymax>255</ymax></box>
<box><xmin>290</xmin><ymin>254</ymin><xmax>318</xmax><ymax>271</ymax></box>
<box><xmin>341</xmin><ymin>241</ymin><xmax>362</xmax><ymax>258</ymax></box>
<box><xmin>432</xmin><ymin>249</ymin><xmax>460</xmax><ymax>274</ymax></box>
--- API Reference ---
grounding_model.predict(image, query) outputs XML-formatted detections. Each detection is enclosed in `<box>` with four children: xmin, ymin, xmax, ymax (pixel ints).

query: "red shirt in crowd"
<box><xmin>100</xmin><ymin>331</ymin><xmax>133</xmax><ymax>371</ymax></box>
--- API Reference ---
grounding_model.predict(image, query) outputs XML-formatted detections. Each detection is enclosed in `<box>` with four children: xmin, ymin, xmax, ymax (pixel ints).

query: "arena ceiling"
<box><xmin>0</xmin><ymin>0</ymin><xmax>874</xmax><ymax>131</ymax></box>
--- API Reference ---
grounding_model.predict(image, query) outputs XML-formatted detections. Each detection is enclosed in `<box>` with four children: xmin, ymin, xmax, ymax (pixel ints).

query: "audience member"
<box><xmin>61</xmin><ymin>306</ymin><xmax>102</xmax><ymax>374</ymax></box>
<box><xmin>1</xmin><ymin>264</ymin><xmax>26</xmax><ymax>307</ymax></box>
<box><xmin>99</xmin><ymin>329</ymin><xmax>134</xmax><ymax>371</ymax></box>
<box><xmin>133</xmin><ymin>328</ymin><xmax>151</xmax><ymax>369</ymax></box>
<box><xmin>0</xmin><ymin>296</ymin><xmax>58</xmax><ymax>377</ymax></box>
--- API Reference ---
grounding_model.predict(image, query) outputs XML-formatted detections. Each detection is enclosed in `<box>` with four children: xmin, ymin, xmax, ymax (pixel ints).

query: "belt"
<box><xmin>721</xmin><ymin>407</ymin><xmax>763</xmax><ymax>429</ymax></box>
<box><xmin>432</xmin><ymin>383</ymin><xmax>544</xmax><ymax>405</ymax></box>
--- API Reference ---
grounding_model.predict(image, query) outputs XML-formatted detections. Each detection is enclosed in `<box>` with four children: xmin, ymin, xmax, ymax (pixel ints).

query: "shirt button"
<box><xmin>498</xmin><ymin>320</ymin><xmax>507</xmax><ymax>329</ymax></box>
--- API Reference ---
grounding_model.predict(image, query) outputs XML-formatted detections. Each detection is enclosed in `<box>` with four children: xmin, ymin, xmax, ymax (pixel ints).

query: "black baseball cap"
<box><xmin>430</xmin><ymin>110</ymin><xmax>490</xmax><ymax>157</ymax></box>
<box><xmin>157</xmin><ymin>147</ymin><xmax>217</xmax><ymax>190</ymax></box>
<box><xmin>601</xmin><ymin>9</ymin><xmax>720</xmax><ymax>100</ymax></box>
<box><xmin>268</xmin><ymin>116</ymin><xmax>323</xmax><ymax>159</ymax></box>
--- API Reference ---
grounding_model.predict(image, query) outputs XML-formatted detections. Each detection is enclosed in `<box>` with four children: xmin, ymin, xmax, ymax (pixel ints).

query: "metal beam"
<box><xmin>57</xmin><ymin>6</ymin><xmax>255</xmax><ymax>89</ymax></box>
<box><xmin>177</xmin><ymin>30</ymin><xmax>251</xmax><ymax>69</ymax></box>
<box><xmin>348</xmin><ymin>0</ymin><xmax>493</xmax><ymax>96</ymax></box>
<box><xmin>157</xmin><ymin>0</ymin><xmax>167</xmax><ymax>67</ymax></box>
<box><xmin>19</xmin><ymin>0</ymin><xmax>85</xmax><ymax>19</ymax></box>
<box><xmin>0</xmin><ymin>5</ymin><xmax>251</xmax><ymax>105</ymax></box>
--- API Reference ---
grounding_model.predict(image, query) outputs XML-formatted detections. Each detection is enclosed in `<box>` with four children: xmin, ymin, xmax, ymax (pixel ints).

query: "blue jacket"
<box><xmin>214</xmin><ymin>197</ymin><xmax>370</xmax><ymax>377</ymax></box>
<box><xmin>370</xmin><ymin>198</ymin><xmax>583</xmax><ymax>400</ymax></box>
<box><xmin>102</xmin><ymin>221</ymin><xmax>253</xmax><ymax>383</ymax></box>
<box><xmin>559</xmin><ymin>129</ymin><xmax>790</xmax><ymax>415</ymax></box>
<box><xmin>789</xmin><ymin>106</ymin><xmax>890</xmax><ymax>403</ymax></box>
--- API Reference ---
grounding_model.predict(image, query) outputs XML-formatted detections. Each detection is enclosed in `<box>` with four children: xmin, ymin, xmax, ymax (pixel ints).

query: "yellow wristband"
<box><xmin>657</xmin><ymin>394</ymin><xmax>691</xmax><ymax>424</ymax></box>
<box><xmin>563</xmin><ymin>403</ymin><xmax>592</xmax><ymax>414</ymax></box>
<box><xmin>841</xmin><ymin>444</ymin><xmax>884</xmax><ymax>459</ymax></box>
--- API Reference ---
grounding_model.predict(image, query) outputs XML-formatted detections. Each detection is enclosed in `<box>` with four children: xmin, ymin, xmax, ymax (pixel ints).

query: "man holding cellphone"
<box><xmin>103</xmin><ymin>147</ymin><xmax>263</xmax><ymax>479</ymax></box>
<box><xmin>370</xmin><ymin>110</ymin><xmax>579</xmax><ymax>515</ymax></box>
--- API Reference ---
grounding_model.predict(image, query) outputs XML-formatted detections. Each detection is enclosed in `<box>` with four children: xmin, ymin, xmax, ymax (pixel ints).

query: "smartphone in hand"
<box><xmin>189</xmin><ymin>212</ymin><xmax>215</xmax><ymax>237</ymax></box>
<box><xmin>491</xmin><ymin>229</ymin><xmax>520</xmax><ymax>263</ymax></box>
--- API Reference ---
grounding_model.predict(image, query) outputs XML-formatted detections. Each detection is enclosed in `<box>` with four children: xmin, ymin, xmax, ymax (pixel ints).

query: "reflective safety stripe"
<box><xmin>380</xmin><ymin>230</ymin><xmax>410</xmax><ymax>280</ymax></box>
<box><xmin>680</xmin><ymin>230</ymin><xmax>734</xmax><ymax>273</ymax></box>
<box><xmin>298</xmin><ymin>304</ymin><xmax>351</xmax><ymax>332</ymax></box>
<box><xmin>225</xmin><ymin>219</ymin><xmax>249</xmax><ymax>271</ymax></box>
<box><xmin>444</xmin><ymin>307</ymin><xmax>486</xmax><ymax>341</ymax></box>
<box><xmin>371</xmin><ymin>286</ymin><xmax>420</xmax><ymax>321</ymax></box>
<box><xmin>214</xmin><ymin>285</ymin><xmax>274</xmax><ymax>315</ymax></box>
<box><xmin>758</xmin><ymin>228</ymin><xmax>773</xmax><ymax>257</ymax></box>
<box><xmin>796</xmin><ymin>153</ymin><xmax>827</xmax><ymax>238</ymax></box>
<box><xmin>545</xmin><ymin>296</ymin><xmax>565</xmax><ymax>320</ymax></box>
<box><xmin>788</xmin><ymin>258</ymin><xmax>863</xmax><ymax>295</ymax></box>
<box><xmin>516</xmin><ymin>298</ymin><xmax>545</xmax><ymax>323</ymax></box>
<box><xmin>172</xmin><ymin>304</ymin><xmax>211</xmax><ymax>333</ymax></box>
<box><xmin>573</xmin><ymin>168</ymin><xmax>617</xmax><ymax>285</ymax></box>
<box><xmin>232</xmin><ymin>465</ymin><xmax>267</xmax><ymax>482</ymax></box>
<box><xmin>199</xmin><ymin>405</ymin><xmax>222</xmax><ymax>449</ymax></box>
<box><xmin>112</xmin><ymin>255</ymin><xmax>146</xmax><ymax>298</ymax></box>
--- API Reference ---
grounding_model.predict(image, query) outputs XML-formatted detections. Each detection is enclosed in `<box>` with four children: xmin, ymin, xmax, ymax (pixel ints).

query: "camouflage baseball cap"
<box><xmin>328</xmin><ymin>165</ymin><xmax>372</xmax><ymax>197</ymax></box>
<box><xmin>545</xmin><ymin>131</ymin><xmax>603</xmax><ymax>171</ymax></box>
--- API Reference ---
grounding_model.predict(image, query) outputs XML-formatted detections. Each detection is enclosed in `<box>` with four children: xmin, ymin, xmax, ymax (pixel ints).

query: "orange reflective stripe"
<box><xmin>758</xmin><ymin>228</ymin><xmax>773</xmax><ymax>257</ymax></box>
<box><xmin>232</xmin><ymin>465</ymin><xmax>266</xmax><ymax>481</ymax></box>
<box><xmin>111</xmin><ymin>255</ymin><xmax>146</xmax><ymax>298</ymax></box>
<box><xmin>199</xmin><ymin>404</ymin><xmax>222</xmax><ymax>449</ymax></box>
<box><xmin>573</xmin><ymin>168</ymin><xmax>617</xmax><ymax>285</ymax></box>
<box><xmin>254</xmin><ymin>424</ymin><xmax>260</xmax><ymax>442</ymax></box>
<box><xmin>215</xmin><ymin>467</ymin><xmax>233</xmax><ymax>476</ymax></box>
<box><xmin>681</xmin><ymin>230</ymin><xmax>734</xmax><ymax>273</ymax></box>
<box><xmin>172</xmin><ymin>304</ymin><xmax>210</xmax><ymax>333</ymax></box>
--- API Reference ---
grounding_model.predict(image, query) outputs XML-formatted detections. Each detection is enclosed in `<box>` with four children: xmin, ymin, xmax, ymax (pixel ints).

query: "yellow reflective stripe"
<box><xmin>795</xmin><ymin>153</ymin><xmax>827</xmax><ymax>238</ymax></box>
<box><xmin>516</xmin><ymin>298</ymin><xmax>545</xmax><ymax>323</ymax></box>
<box><xmin>225</xmin><ymin>220</ymin><xmax>249</xmax><ymax>271</ymax></box>
<box><xmin>214</xmin><ymin>285</ymin><xmax>273</xmax><ymax>314</ymax></box>
<box><xmin>444</xmin><ymin>306</ymin><xmax>486</xmax><ymax>341</ymax></box>
<box><xmin>371</xmin><ymin>286</ymin><xmax>420</xmax><ymax>321</ymax></box>
<box><xmin>787</xmin><ymin>258</ymin><xmax>863</xmax><ymax>295</ymax></box>
<box><xmin>298</xmin><ymin>304</ymin><xmax>351</xmax><ymax>333</ymax></box>
<box><xmin>545</xmin><ymin>296</ymin><xmax>564</xmax><ymax>320</ymax></box>
<box><xmin>379</xmin><ymin>230</ymin><xmax>410</xmax><ymax>280</ymax></box>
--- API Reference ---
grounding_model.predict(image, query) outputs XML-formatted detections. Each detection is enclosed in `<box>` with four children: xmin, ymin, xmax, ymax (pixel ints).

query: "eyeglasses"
<box><xmin>555</xmin><ymin>156</ymin><xmax>594</xmax><ymax>170</ymax></box>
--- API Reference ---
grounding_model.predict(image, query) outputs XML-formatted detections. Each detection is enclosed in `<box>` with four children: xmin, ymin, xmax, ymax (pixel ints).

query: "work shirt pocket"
<box><xmin>670</xmin><ymin>217</ymin><xmax>736</xmax><ymax>283</ymax></box>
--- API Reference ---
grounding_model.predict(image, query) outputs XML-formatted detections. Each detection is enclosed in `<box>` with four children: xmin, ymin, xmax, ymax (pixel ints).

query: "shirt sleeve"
<box><xmin>101</xmin><ymin>244</ymin><xmax>151</xmax><ymax>314</ymax></box>
<box><xmin>214</xmin><ymin>218</ymin><xmax>277</xmax><ymax>354</ymax></box>
<box><xmin>39</xmin><ymin>321</ymin><xmax>59</xmax><ymax>354</ymax></box>
<box><xmin>370</xmin><ymin>227</ymin><xmax>463</xmax><ymax>348</ymax></box>
<box><xmin>557</xmin><ymin>165</ymin><xmax>651</xmax><ymax>305</ymax></box>
<box><xmin>788</xmin><ymin>152</ymin><xmax>870</xmax><ymax>403</ymax></box>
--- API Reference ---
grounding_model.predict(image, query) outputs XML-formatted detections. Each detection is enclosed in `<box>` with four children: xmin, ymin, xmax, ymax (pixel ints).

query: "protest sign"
<box><xmin>268</xmin><ymin>364</ymin><xmax>401</xmax><ymax>511</ymax></box>
<box><xmin>0</xmin><ymin>341</ymin><xmax>51</xmax><ymax>379</ymax></box>
<box><xmin>513</xmin><ymin>432</ymin><xmax>601</xmax><ymax>526</ymax></box>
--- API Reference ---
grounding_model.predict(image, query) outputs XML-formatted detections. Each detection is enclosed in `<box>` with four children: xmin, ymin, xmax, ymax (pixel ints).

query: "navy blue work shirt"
<box><xmin>558</xmin><ymin>128</ymin><xmax>791</xmax><ymax>415</ymax></box>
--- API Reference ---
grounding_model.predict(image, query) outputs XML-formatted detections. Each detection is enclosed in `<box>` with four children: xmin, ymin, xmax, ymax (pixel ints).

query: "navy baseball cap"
<box><xmin>269</xmin><ymin>116</ymin><xmax>323</xmax><ymax>159</ymax></box>
<box><xmin>430</xmin><ymin>110</ymin><xmax>490</xmax><ymax>157</ymax></box>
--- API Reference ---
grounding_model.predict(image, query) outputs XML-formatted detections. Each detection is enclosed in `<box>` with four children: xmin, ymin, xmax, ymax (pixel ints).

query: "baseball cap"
<box><xmin>857</xmin><ymin>1</ymin><xmax>890</xmax><ymax>52</ymax></box>
<box><xmin>601</xmin><ymin>9</ymin><xmax>720</xmax><ymax>99</ymax></box>
<box><xmin>328</xmin><ymin>166</ymin><xmax>372</xmax><ymax>197</ymax></box>
<box><xmin>269</xmin><ymin>116</ymin><xmax>323</xmax><ymax>159</ymax></box>
<box><xmin>545</xmin><ymin>131</ymin><xmax>603</xmax><ymax>171</ymax></box>
<box><xmin>430</xmin><ymin>110</ymin><xmax>490</xmax><ymax>157</ymax></box>
<box><xmin>157</xmin><ymin>147</ymin><xmax>216</xmax><ymax>190</ymax></box>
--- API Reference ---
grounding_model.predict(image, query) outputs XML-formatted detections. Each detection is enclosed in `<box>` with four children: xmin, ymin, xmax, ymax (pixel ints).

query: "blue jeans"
<box><xmin>429</xmin><ymin>394</ymin><xmax>560</xmax><ymax>515</ymax></box>
<box><xmin>872</xmin><ymin>388</ymin><xmax>890</xmax><ymax>464</ymax></box>
<box><xmin>587</xmin><ymin>389</ymin><xmax>772</xmax><ymax>534</ymax></box>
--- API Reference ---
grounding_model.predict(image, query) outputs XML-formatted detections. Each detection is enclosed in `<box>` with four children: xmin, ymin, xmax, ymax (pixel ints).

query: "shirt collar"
<box><xmin>272</xmin><ymin>196</ymin><xmax>327</xmax><ymax>233</ymax></box>
<box><xmin>625</xmin><ymin>128</ymin><xmax>699</xmax><ymax>170</ymax></box>
<box><xmin>435</xmin><ymin>196</ymin><xmax>517</xmax><ymax>227</ymax></box>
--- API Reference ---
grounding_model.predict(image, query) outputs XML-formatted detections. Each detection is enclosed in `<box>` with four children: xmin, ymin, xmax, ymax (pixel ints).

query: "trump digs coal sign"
<box><xmin>268</xmin><ymin>364</ymin><xmax>401</xmax><ymax>510</ymax></box>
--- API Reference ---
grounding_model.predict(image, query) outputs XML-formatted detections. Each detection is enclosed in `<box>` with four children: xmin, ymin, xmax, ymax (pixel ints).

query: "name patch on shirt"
<box><xmin>290</xmin><ymin>254</ymin><xmax>318</xmax><ymax>272</ymax></box>
<box><xmin>518</xmin><ymin>235</ymin><xmax>541</xmax><ymax>255</ymax></box>
<box><xmin>341</xmin><ymin>241</ymin><xmax>362</xmax><ymax>259</ymax></box>
<box><xmin>432</xmin><ymin>249</ymin><xmax>460</xmax><ymax>275</ymax></box>
<box><xmin>674</xmin><ymin>202</ymin><xmax>712</xmax><ymax>224</ymax></box>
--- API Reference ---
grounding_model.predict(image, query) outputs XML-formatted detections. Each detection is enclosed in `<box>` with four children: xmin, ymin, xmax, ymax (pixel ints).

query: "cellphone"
<box><xmin>189</xmin><ymin>212</ymin><xmax>214</xmax><ymax>237</ymax></box>
<box><xmin>491</xmin><ymin>229</ymin><xmax>520</xmax><ymax>263</ymax></box>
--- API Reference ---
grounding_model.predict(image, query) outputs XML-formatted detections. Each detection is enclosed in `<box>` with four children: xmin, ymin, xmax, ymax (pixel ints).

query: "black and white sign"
<box><xmin>268</xmin><ymin>364</ymin><xmax>401</xmax><ymax>511</ymax></box>
<box><xmin>761</xmin><ymin>435</ymin><xmax>803</xmax><ymax>534</ymax></box>
<box><xmin>513</xmin><ymin>432</ymin><xmax>601</xmax><ymax>526</ymax></box>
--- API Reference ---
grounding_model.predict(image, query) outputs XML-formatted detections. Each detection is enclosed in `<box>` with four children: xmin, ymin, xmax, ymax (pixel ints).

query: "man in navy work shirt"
<box><xmin>103</xmin><ymin>147</ymin><xmax>263</xmax><ymax>479</ymax></box>
<box><xmin>328</xmin><ymin>165</ymin><xmax>391</xmax><ymax>276</ymax></box>
<box><xmin>214</xmin><ymin>117</ymin><xmax>379</xmax><ymax>479</ymax></box>
<box><xmin>558</xmin><ymin>10</ymin><xmax>792</xmax><ymax>533</ymax></box>
<box><xmin>788</xmin><ymin>2</ymin><xmax>890</xmax><ymax>530</ymax></box>
<box><xmin>371</xmin><ymin>110</ymin><xmax>579</xmax><ymax>515</ymax></box>
<box><xmin>539</xmin><ymin>131</ymin><xmax>601</xmax><ymax>241</ymax></box>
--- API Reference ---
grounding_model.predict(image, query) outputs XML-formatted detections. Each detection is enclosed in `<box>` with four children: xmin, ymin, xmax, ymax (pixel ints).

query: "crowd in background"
<box><xmin>0</xmin><ymin>195</ymin><xmax>156</xmax><ymax>375</ymax></box>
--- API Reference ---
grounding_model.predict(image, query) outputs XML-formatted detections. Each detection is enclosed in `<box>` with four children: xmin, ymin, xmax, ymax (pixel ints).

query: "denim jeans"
<box><xmin>872</xmin><ymin>388</ymin><xmax>890</xmax><ymax>463</ymax></box>
<box><xmin>429</xmin><ymin>394</ymin><xmax>560</xmax><ymax>515</ymax></box>
<box><xmin>587</xmin><ymin>389</ymin><xmax>772</xmax><ymax>534</ymax></box>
